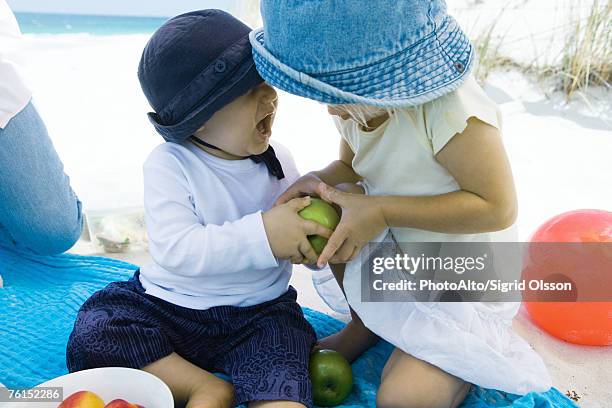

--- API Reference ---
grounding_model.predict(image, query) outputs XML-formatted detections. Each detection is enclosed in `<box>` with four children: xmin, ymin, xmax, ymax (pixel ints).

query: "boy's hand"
<box><xmin>274</xmin><ymin>173</ymin><xmax>323</xmax><ymax>206</ymax></box>
<box><xmin>316</xmin><ymin>183</ymin><xmax>387</xmax><ymax>268</ymax></box>
<box><xmin>263</xmin><ymin>196</ymin><xmax>333</xmax><ymax>264</ymax></box>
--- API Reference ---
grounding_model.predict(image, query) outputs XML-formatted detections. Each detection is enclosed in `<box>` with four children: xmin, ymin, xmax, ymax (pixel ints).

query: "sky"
<box><xmin>5</xmin><ymin>0</ymin><xmax>243</xmax><ymax>17</ymax></box>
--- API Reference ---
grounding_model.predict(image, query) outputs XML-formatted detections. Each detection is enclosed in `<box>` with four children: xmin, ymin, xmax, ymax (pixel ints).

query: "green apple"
<box><xmin>298</xmin><ymin>198</ymin><xmax>341</xmax><ymax>255</ymax></box>
<box><xmin>309</xmin><ymin>349</ymin><xmax>353</xmax><ymax>406</ymax></box>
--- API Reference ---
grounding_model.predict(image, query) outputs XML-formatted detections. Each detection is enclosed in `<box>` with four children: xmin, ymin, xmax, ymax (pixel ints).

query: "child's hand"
<box><xmin>316</xmin><ymin>183</ymin><xmax>387</xmax><ymax>267</ymax></box>
<box><xmin>274</xmin><ymin>172</ymin><xmax>323</xmax><ymax>206</ymax></box>
<box><xmin>334</xmin><ymin>182</ymin><xmax>365</xmax><ymax>195</ymax></box>
<box><xmin>263</xmin><ymin>196</ymin><xmax>333</xmax><ymax>264</ymax></box>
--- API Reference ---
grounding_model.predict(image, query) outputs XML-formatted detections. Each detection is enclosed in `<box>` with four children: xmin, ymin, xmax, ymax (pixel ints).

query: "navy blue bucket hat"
<box><xmin>138</xmin><ymin>9</ymin><xmax>264</xmax><ymax>143</ymax></box>
<box><xmin>249</xmin><ymin>0</ymin><xmax>474</xmax><ymax>107</ymax></box>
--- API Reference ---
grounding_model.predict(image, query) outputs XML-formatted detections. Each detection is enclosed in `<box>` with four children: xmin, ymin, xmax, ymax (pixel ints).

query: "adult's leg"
<box><xmin>0</xmin><ymin>101</ymin><xmax>82</xmax><ymax>255</ymax></box>
<box><xmin>376</xmin><ymin>348</ymin><xmax>470</xmax><ymax>408</ymax></box>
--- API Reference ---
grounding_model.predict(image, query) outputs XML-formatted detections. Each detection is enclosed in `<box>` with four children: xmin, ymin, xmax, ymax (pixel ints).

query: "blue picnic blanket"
<box><xmin>0</xmin><ymin>245</ymin><xmax>576</xmax><ymax>407</ymax></box>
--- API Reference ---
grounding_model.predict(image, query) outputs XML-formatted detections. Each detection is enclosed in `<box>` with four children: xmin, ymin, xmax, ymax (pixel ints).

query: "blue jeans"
<box><xmin>0</xmin><ymin>101</ymin><xmax>83</xmax><ymax>255</ymax></box>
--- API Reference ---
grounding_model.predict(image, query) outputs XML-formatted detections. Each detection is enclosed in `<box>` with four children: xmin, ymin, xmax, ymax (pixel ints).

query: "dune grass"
<box><xmin>557</xmin><ymin>0</ymin><xmax>611</xmax><ymax>98</ymax></box>
<box><xmin>470</xmin><ymin>0</ymin><xmax>611</xmax><ymax>99</ymax></box>
<box><xmin>471</xmin><ymin>8</ymin><xmax>516</xmax><ymax>83</ymax></box>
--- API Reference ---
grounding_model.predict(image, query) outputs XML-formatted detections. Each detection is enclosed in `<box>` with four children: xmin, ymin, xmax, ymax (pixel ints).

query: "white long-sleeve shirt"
<box><xmin>0</xmin><ymin>1</ymin><xmax>31</xmax><ymax>128</ymax></box>
<box><xmin>139</xmin><ymin>140</ymin><xmax>300</xmax><ymax>309</ymax></box>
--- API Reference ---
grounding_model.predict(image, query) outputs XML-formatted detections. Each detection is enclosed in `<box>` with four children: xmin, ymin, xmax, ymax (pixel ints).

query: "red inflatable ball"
<box><xmin>523</xmin><ymin>209</ymin><xmax>612</xmax><ymax>346</ymax></box>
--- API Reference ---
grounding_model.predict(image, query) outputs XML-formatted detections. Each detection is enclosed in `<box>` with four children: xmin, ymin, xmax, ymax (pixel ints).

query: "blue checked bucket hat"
<box><xmin>249</xmin><ymin>0</ymin><xmax>474</xmax><ymax>107</ymax></box>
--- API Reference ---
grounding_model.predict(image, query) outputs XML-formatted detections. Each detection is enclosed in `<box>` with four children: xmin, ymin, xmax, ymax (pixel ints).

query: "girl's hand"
<box><xmin>274</xmin><ymin>172</ymin><xmax>323</xmax><ymax>206</ymax></box>
<box><xmin>316</xmin><ymin>183</ymin><xmax>387</xmax><ymax>267</ymax></box>
<box><xmin>334</xmin><ymin>182</ymin><xmax>365</xmax><ymax>195</ymax></box>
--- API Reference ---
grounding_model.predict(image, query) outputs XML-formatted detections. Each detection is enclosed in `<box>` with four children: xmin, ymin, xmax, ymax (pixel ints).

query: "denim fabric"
<box><xmin>249</xmin><ymin>0</ymin><xmax>474</xmax><ymax>107</ymax></box>
<box><xmin>0</xmin><ymin>101</ymin><xmax>82</xmax><ymax>255</ymax></box>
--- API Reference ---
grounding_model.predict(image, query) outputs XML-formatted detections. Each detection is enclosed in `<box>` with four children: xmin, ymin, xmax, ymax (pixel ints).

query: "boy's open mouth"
<box><xmin>256</xmin><ymin>112</ymin><xmax>274</xmax><ymax>137</ymax></box>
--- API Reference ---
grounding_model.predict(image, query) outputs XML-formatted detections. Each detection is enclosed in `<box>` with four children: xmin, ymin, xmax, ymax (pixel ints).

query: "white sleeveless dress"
<box><xmin>331</xmin><ymin>76</ymin><xmax>551</xmax><ymax>395</ymax></box>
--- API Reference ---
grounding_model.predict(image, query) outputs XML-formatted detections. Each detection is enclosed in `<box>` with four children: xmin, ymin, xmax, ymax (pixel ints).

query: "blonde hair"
<box><xmin>341</xmin><ymin>104</ymin><xmax>396</xmax><ymax>129</ymax></box>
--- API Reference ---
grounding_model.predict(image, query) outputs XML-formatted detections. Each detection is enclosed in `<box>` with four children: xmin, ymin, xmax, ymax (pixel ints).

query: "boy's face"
<box><xmin>194</xmin><ymin>82</ymin><xmax>278</xmax><ymax>158</ymax></box>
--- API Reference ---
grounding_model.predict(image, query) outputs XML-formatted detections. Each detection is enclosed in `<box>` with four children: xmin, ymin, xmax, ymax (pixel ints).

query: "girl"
<box><xmin>250</xmin><ymin>1</ymin><xmax>552</xmax><ymax>407</ymax></box>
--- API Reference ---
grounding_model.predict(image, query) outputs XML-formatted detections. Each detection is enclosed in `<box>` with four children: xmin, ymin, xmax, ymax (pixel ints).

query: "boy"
<box><xmin>66</xmin><ymin>10</ymin><xmax>331</xmax><ymax>408</ymax></box>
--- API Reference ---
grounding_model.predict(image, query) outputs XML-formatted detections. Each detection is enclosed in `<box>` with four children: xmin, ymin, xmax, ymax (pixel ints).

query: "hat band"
<box><xmin>154</xmin><ymin>34</ymin><xmax>254</xmax><ymax>127</ymax></box>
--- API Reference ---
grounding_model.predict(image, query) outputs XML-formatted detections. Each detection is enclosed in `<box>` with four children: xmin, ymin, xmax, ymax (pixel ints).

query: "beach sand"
<box><xmin>7</xmin><ymin>16</ymin><xmax>612</xmax><ymax>407</ymax></box>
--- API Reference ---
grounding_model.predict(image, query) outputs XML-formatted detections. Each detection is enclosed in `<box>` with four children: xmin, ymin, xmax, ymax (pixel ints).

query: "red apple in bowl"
<box><xmin>58</xmin><ymin>390</ymin><xmax>105</xmax><ymax>408</ymax></box>
<box><xmin>105</xmin><ymin>399</ymin><xmax>145</xmax><ymax>408</ymax></box>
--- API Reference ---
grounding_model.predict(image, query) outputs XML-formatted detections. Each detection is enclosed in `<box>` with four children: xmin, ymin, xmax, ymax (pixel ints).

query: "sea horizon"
<box><xmin>14</xmin><ymin>11</ymin><xmax>169</xmax><ymax>35</ymax></box>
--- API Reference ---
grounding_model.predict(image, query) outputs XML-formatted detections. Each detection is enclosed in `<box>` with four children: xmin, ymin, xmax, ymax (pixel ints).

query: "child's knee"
<box><xmin>376</xmin><ymin>383</ymin><xmax>413</xmax><ymax>408</ymax></box>
<box><xmin>376</xmin><ymin>382</ymin><xmax>454</xmax><ymax>408</ymax></box>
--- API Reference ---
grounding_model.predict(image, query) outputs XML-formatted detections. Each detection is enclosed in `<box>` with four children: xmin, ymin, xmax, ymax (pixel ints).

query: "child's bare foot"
<box><xmin>316</xmin><ymin>319</ymin><xmax>379</xmax><ymax>363</ymax></box>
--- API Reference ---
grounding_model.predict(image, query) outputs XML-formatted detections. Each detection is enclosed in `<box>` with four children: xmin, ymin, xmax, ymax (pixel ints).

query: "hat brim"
<box><xmin>249</xmin><ymin>16</ymin><xmax>474</xmax><ymax>108</ymax></box>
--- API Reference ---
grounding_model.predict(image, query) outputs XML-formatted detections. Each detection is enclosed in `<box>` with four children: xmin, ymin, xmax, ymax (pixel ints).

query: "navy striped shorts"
<box><xmin>66</xmin><ymin>271</ymin><xmax>316</xmax><ymax>407</ymax></box>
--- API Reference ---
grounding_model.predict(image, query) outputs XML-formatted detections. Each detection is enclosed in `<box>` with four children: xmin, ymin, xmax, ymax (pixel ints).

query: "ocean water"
<box><xmin>14</xmin><ymin>12</ymin><xmax>167</xmax><ymax>35</ymax></box>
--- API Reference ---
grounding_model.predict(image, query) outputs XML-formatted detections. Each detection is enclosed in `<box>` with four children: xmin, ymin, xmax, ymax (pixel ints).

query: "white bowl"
<box><xmin>4</xmin><ymin>367</ymin><xmax>173</xmax><ymax>408</ymax></box>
